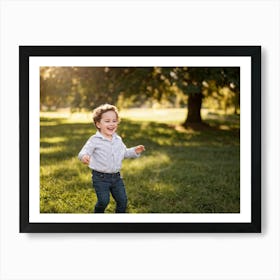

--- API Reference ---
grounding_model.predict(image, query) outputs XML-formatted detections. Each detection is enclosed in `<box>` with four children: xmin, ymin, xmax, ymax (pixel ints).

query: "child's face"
<box><xmin>96</xmin><ymin>110</ymin><xmax>118</xmax><ymax>139</ymax></box>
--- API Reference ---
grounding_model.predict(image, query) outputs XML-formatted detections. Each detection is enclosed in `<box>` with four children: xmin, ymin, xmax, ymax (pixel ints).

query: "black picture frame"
<box><xmin>19</xmin><ymin>46</ymin><xmax>261</xmax><ymax>233</ymax></box>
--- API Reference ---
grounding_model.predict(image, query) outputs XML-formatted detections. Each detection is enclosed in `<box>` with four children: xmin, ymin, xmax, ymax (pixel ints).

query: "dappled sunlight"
<box><xmin>41</xmin><ymin>136</ymin><xmax>67</xmax><ymax>144</ymax></box>
<box><xmin>40</xmin><ymin>120</ymin><xmax>61</xmax><ymax>127</ymax></box>
<box><xmin>120</xmin><ymin>117</ymin><xmax>238</xmax><ymax>149</ymax></box>
<box><xmin>40</xmin><ymin>158</ymin><xmax>91</xmax><ymax>190</ymax></box>
<box><xmin>41</xmin><ymin>111</ymin><xmax>93</xmax><ymax>124</ymax></box>
<box><xmin>148</xmin><ymin>181</ymin><xmax>175</xmax><ymax>193</ymax></box>
<box><xmin>63</xmin><ymin>112</ymin><xmax>93</xmax><ymax>124</ymax></box>
<box><xmin>40</xmin><ymin>146</ymin><xmax>64</xmax><ymax>155</ymax></box>
<box><xmin>120</xmin><ymin>108</ymin><xmax>186</xmax><ymax>124</ymax></box>
<box><xmin>123</xmin><ymin>152</ymin><xmax>171</xmax><ymax>175</ymax></box>
<box><xmin>137</xmin><ymin>121</ymin><xmax>188</xmax><ymax>147</ymax></box>
<box><xmin>39</xmin><ymin>109</ymin><xmax>240</xmax><ymax>213</ymax></box>
<box><xmin>173</xmin><ymin>124</ymin><xmax>201</xmax><ymax>135</ymax></box>
<box><xmin>41</xmin><ymin>157</ymin><xmax>86</xmax><ymax>178</ymax></box>
<box><xmin>218</xmin><ymin>125</ymin><xmax>231</xmax><ymax>131</ymax></box>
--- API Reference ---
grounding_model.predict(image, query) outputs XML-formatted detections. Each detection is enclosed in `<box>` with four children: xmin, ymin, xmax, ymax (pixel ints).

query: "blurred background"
<box><xmin>40</xmin><ymin>66</ymin><xmax>240</xmax><ymax>123</ymax></box>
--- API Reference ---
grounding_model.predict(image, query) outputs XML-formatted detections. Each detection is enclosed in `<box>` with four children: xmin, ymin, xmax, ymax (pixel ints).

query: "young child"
<box><xmin>78</xmin><ymin>104</ymin><xmax>145</xmax><ymax>213</ymax></box>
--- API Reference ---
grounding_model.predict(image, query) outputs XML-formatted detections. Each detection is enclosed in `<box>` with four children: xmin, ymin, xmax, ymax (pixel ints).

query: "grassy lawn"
<box><xmin>40</xmin><ymin>108</ymin><xmax>240</xmax><ymax>213</ymax></box>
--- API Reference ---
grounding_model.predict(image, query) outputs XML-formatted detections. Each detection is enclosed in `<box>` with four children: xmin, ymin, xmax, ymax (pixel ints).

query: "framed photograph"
<box><xmin>19</xmin><ymin>46</ymin><xmax>261</xmax><ymax>233</ymax></box>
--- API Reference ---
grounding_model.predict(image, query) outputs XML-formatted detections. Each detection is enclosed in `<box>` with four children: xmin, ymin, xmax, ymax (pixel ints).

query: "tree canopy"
<box><xmin>40</xmin><ymin>66</ymin><xmax>240</xmax><ymax>126</ymax></box>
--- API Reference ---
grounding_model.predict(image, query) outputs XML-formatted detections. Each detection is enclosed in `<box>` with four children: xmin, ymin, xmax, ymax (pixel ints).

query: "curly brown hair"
<box><xmin>92</xmin><ymin>104</ymin><xmax>119</xmax><ymax>129</ymax></box>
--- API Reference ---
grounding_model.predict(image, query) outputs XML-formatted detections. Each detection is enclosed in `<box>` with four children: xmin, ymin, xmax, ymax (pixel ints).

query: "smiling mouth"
<box><xmin>107</xmin><ymin>128</ymin><xmax>115</xmax><ymax>132</ymax></box>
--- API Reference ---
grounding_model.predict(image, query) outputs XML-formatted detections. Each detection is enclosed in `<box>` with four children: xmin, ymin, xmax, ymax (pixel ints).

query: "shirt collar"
<box><xmin>95</xmin><ymin>131</ymin><xmax>117</xmax><ymax>141</ymax></box>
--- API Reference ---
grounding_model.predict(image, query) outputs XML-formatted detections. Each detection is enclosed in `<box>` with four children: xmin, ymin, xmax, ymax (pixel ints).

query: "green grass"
<box><xmin>40</xmin><ymin>108</ymin><xmax>240</xmax><ymax>213</ymax></box>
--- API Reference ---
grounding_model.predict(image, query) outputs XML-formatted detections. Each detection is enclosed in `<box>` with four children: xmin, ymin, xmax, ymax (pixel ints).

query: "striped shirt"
<box><xmin>78</xmin><ymin>131</ymin><xmax>140</xmax><ymax>173</ymax></box>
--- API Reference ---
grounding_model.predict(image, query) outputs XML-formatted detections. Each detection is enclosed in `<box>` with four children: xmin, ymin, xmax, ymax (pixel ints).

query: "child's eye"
<box><xmin>103</xmin><ymin>119</ymin><xmax>117</xmax><ymax>123</ymax></box>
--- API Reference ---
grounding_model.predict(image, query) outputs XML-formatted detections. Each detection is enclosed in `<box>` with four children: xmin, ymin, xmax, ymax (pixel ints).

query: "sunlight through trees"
<box><xmin>40</xmin><ymin>67</ymin><xmax>240</xmax><ymax>127</ymax></box>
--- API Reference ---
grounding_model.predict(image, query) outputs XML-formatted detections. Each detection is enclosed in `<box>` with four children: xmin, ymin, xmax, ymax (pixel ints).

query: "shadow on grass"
<box><xmin>40</xmin><ymin>117</ymin><xmax>240</xmax><ymax>213</ymax></box>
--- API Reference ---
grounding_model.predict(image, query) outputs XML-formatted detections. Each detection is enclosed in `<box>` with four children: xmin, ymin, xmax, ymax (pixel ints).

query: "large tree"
<box><xmin>105</xmin><ymin>67</ymin><xmax>240</xmax><ymax>127</ymax></box>
<box><xmin>165</xmin><ymin>67</ymin><xmax>240</xmax><ymax>127</ymax></box>
<box><xmin>40</xmin><ymin>66</ymin><xmax>240</xmax><ymax>126</ymax></box>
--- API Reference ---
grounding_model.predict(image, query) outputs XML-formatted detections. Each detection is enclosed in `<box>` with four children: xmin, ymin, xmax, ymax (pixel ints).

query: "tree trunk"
<box><xmin>183</xmin><ymin>92</ymin><xmax>203</xmax><ymax>127</ymax></box>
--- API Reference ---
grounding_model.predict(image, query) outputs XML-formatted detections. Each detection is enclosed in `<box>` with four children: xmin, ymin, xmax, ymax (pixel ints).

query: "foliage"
<box><xmin>40</xmin><ymin>67</ymin><xmax>240</xmax><ymax>121</ymax></box>
<box><xmin>40</xmin><ymin>67</ymin><xmax>120</xmax><ymax>110</ymax></box>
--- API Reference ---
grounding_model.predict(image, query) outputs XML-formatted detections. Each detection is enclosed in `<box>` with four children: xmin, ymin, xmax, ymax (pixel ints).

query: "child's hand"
<box><xmin>135</xmin><ymin>145</ymin><xmax>145</xmax><ymax>154</ymax></box>
<box><xmin>81</xmin><ymin>154</ymin><xmax>90</xmax><ymax>165</ymax></box>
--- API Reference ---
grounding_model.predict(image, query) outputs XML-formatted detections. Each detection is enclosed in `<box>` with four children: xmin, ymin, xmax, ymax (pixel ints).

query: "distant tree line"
<box><xmin>40</xmin><ymin>67</ymin><xmax>239</xmax><ymax>127</ymax></box>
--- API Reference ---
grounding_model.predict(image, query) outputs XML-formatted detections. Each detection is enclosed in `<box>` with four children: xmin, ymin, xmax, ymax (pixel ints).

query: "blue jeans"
<box><xmin>92</xmin><ymin>170</ymin><xmax>127</xmax><ymax>213</ymax></box>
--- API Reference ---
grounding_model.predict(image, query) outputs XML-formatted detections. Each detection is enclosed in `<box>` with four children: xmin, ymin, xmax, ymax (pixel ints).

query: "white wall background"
<box><xmin>0</xmin><ymin>0</ymin><xmax>279</xmax><ymax>279</ymax></box>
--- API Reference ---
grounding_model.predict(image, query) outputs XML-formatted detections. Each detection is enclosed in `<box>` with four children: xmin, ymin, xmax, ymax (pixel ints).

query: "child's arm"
<box><xmin>78</xmin><ymin>136</ymin><xmax>95</xmax><ymax>165</ymax></box>
<box><xmin>123</xmin><ymin>144</ymin><xmax>145</xmax><ymax>158</ymax></box>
